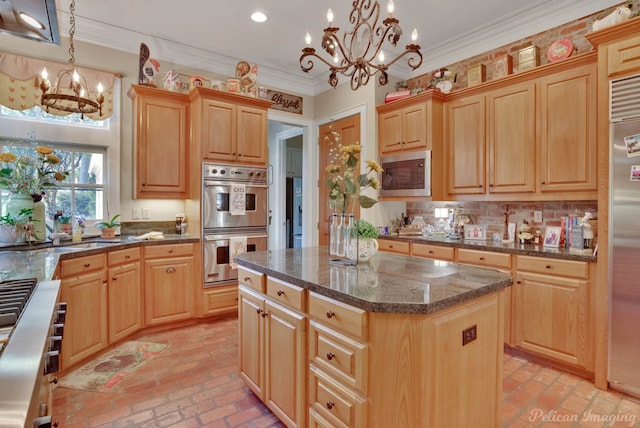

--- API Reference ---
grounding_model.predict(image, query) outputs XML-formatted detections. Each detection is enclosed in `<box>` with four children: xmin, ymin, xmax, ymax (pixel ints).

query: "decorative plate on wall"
<box><xmin>547</xmin><ymin>39</ymin><xmax>574</xmax><ymax>62</ymax></box>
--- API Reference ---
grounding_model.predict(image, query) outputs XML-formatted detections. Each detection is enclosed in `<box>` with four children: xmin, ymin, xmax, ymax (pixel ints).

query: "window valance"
<box><xmin>0</xmin><ymin>52</ymin><xmax>116</xmax><ymax>120</ymax></box>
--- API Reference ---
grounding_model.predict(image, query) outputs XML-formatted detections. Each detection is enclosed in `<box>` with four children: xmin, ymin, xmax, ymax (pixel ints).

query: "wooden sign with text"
<box><xmin>267</xmin><ymin>90</ymin><xmax>303</xmax><ymax>115</ymax></box>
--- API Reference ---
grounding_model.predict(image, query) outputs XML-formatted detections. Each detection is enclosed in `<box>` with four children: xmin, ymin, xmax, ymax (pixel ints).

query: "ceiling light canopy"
<box><xmin>300</xmin><ymin>0</ymin><xmax>422</xmax><ymax>90</ymax></box>
<box><xmin>39</xmin><ymin>0</ymin><xmax>104</xmax><ymax>118</ymax></box>
<box><xmin>251</xmin><ymin>11</ymin><xmax>267</xmax><ymax>23</ymax></box>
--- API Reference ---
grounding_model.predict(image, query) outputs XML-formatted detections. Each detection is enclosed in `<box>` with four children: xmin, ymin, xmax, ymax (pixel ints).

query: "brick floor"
<box><xmin>52</xmin><ymin>317</ymin><xmax>640</xmax><ymax>427</ymax></box>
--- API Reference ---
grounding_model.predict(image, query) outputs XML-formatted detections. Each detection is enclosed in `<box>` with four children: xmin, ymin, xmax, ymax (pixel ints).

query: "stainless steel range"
<box><xmin>202</xmin><ymin>163</ymin><xmax>268</xmax><ymax>287</ymax></box>
<box><xmin>0</xmin><ymin>278</ymin><xmax>64</xmax><ymax>428</ymax></box>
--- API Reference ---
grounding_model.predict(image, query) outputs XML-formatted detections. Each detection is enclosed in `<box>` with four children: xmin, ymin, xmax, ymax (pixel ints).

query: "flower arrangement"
<box><xmin>0</xmin><ymin>146</ymin><xmax>69</xmax><ymax>201</ymax></box>
<box><xmin>325</xmin><ymin>135</ymin><xmax>383</xmax><ymax>214</ymax></box>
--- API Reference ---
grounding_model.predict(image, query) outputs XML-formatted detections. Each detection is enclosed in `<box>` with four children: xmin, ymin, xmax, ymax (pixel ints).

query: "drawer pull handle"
<box><xmin>326</xmin><ymin>311</ymin><xmax>336</xmax><ymax>319</ymax></box>
<box><xmin>277</xmin><ymin>290</ymin><xmax>285</xmax><ymax>296</ymax></box>
<box><xmin>326</xmin><ymin>401</ymin><xmax>335</xmax><ymax>410</ymax></box>
<box><xmin>84</xmin><ymin>263</ymin><xmax>90</xmax><ymax>268</ymax></box>
<box><xmin>50</xmin><ymin>376</ymin><xmax>59</xmax><ymax>384</ymax></box>
<box><xmin>479</xmin><ymin>257</ymin><xmax>485</xmax><ymax>261</ymax></box>
<box><xmin>112</xmin><ymin>276</ymin><xmax>117</xmax><ymax>281</ymax></box>
<box><xmin>326</xmin><ymin>352</ymin><xmax>335</xmax><ymax>361</ymax></box>
<box><xmin>516</xmin><ymin>280</ymin><xmax>522</xmax><ymax>284</ymax></box>
<box><xmin>168</xmin><ymin>249</ymin><xmax>173</xmax><ymax>253</ymax></box>
<box><xmin>428</xmin><ymin>250</ymin><xmax>433</xmax><ymax>254</ymax></box>
<box><xmin>125</xmin><ymin>255</ymin><xmax>131</xmax><ymax>259</ymax></box>
<box><xmin>166</xmin><ymin>267</ymin><xmax>176</xmax><ymax>273</ymax></box>
<box><xmin>244</xmin><ymin>276</ymin><xmax>251</xmax><ymax>281</ymax></box>
<box><xmin>545</xmin><ymin>265</ymin><xmax>551</xmax><ymax>269</ymax></box>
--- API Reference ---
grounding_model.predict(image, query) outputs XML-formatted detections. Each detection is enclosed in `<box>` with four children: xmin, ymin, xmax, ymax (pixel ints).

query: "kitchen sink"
<box><xmin>59</xmin><ymin>241</ymin><xmax>120</xmax><ymax>249</ymax></box>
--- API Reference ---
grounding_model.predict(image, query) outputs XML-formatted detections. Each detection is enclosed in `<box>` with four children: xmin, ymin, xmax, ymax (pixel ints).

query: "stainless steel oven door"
<box><xmin>203</xmin><ymin>233</ymin><xmax>268</xmax><ymax>287</ymax></box>
<box><xmin>202</xmin><ymin>182</ymin><xmax>268</xmax><ymax>230</ymax></box>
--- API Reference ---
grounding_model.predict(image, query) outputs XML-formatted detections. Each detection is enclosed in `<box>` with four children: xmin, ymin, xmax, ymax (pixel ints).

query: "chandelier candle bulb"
<box><xmin>327</xmin><ymin>8</ymin><xmax>334</xmax><ymax>25</ymax></box>
<box><xmin>305</xmin><ymin>32</ymin><xmax>311</xmax><ymax>45</ymax></box>
<box><xmin>412</xmin><ymin>28</ymin><xmax>418</xmax><ymax>41</ymax></box>
<box><xmin>387</xmin><ymin>0</ymin><xmax>395</xmax><ymax>16</ymax></box>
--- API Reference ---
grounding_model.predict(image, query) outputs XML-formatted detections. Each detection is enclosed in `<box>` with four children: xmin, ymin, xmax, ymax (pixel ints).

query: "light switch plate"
<box><xmin>132</xmin><ymin>208</ymin><xmax>141</xmax><ymax>220</ymax></box>
<box><xmin>534</xmin><ymin>211</ymin><xmax>543</xmax><ymax>223</ymax></box>
<box><xmin>142</xmin><ymin>208</ymin><xmax>150</xmax><ymax>219</ymax></box>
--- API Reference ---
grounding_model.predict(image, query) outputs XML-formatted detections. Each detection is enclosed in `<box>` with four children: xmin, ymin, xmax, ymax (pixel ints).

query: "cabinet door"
<box><xmin>202</xmin><ymin>99</ymin><xmax>236</xmax><ymax>161</ymax></box>
<box><xmin>238</xmin><ymin>285</ymin><xmax>265</xmax><ymax>399</ymax></box>
<box><xmin>514</xmin><ymin>271</ymin><xmax>588</xmax><ymax>367</ymax></box>
<box><xmin>264</xmin><ymin>298</ymin><xmax>306</xmax><ymax>428</ymax></box>
<box><xmin>134</xmin><ymin>89</ymin><xmax>189</xmax><ymax>198</ymax></box>
<box><xmin>538</xmin><ymin>63</ymin><xmax>596</xmax><ymax>193</ymax></box>
<box><xmin>60</xmin><ymin>270</ymin><xmax>108</xmax><ymax>369</ymax></box>
<box><xmin>487</xmin><ymin>82</ymin><xmax>536</xmax><ymax>194</ymax></box>
<box><xmin>378</xmin><ymin>109</ymin><xmax>404</xmax><ymax>155</ymax></box>
<box><xmin>237</xmin><ymin>105</ymin><xmax>268</xmax><ymax>164</ymax></box>
<box><xmin>144</xmin><ymin>256</ymin><xmax>195</xmax><ymax>325</ymax></box>
<box><xmin>401</xmin><ymin>103</ymin><xmax>428</xmax><ymax>151</ymax></box>
<box><xmin>607</xmin><ymin>34</ymin><xmax>640</xmax><ymax>77</ymax></box>
<box><xmin>108</xmin><ymin>262</ymin><xmax>142</xmax><ymax>343</ymax></box>
<box><xmin>446</xmin><ymin>95</ymin><xmax>486</xmax><ymax>195</ymax></box>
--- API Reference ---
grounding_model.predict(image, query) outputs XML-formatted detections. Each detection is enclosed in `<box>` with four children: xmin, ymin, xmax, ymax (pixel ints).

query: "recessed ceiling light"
<box><xmin>18</xmin><ymin>11</ymin><xmax>45</xmax><ymax>30</ymax></box>
<box><xmin>251</xmin><ymin>11</ymin><xmax>267</xmax><ymax>23</ymax></box>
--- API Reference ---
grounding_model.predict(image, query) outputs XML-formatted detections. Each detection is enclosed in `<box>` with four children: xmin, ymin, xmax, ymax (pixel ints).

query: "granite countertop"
<box><xmin>0</xmin><ymin>234</ymin><xmax>199</xmax><ymax>283</ymax></box>
<box><xmin>235</xmin><ymin>247</ymin><xmax>513</xmax><ymax>315</ymax></box>
<box><xmin>379</xmin><ymin>234</ymin><xmax>597</xmax><ymax>262</ymax></box>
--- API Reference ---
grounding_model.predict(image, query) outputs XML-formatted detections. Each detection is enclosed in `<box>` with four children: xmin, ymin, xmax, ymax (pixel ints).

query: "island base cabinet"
<box><xmin>238</xmin><ymin>285</ymin><xmax>306</xmax><ymax>428</ymax></box>
<box><xmin>367</xmin><ymin>292</ymin><xmax>503</xmax><ymax>427</ymax></box>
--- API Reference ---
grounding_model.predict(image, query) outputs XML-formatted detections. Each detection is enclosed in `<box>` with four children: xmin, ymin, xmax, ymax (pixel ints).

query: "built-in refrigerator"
<box><xmin>286</xmin><ymin>177</ymin><xmax>302</xmax><ymax>248</ymax></box>
<box><xmin>608</xmin><ymin>75</ymin><xmax>640</xmax><ymax>398</ymax></box>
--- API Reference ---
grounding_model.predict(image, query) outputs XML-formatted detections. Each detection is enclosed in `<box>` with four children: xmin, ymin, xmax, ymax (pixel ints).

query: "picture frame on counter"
<box><xmin>464</xmin><ymin>224</ymin><xmax>487</xmax><ymax>240</ymax></box>
<box><xmin>543</xmin><ymin>226</ymin><xmax>561</xmax><ymax>247</ymax></box>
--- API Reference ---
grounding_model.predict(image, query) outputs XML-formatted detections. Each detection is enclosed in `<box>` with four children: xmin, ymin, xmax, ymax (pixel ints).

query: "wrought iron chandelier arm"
<box><xmin>382</xmin><ymin>45</ymin><xmax>423</xmax><ymax>70</ymax></box>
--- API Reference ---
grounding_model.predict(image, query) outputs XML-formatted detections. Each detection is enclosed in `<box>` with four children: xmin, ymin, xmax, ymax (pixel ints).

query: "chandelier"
<box><xmin>300</xmin><ymin>0</ymin><xmax>422</xmax><ymax>90</ymax></box>
<box><xmin>39</xmin><ymin>0</ymin><xmax>104</xmax><ymax>118</ymax></box>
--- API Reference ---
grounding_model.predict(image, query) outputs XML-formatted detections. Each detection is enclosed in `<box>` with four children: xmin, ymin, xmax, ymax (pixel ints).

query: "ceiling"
<box><xmin>17</xmin><ymin>0</ymin><xmax>624</xmax><ymax>95</ymax></box>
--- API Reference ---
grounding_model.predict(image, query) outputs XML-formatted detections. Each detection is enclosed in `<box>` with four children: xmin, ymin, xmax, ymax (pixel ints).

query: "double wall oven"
<box><xmin>202</xmin><ymin>163</ymin><xmax>268</xmax><ymax>287</ymax></box>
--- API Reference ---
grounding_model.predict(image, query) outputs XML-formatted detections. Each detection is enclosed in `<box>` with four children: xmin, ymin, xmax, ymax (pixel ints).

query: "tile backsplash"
<box><xmin>406</xmin><ymin>200</ymin><xmax>597</xmax><ymax>236</ymax></box>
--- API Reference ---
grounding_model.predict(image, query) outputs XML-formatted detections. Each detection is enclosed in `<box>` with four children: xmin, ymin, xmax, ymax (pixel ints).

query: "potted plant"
<box><xmin>58</xmin><ymin>214</ymin><xmax>73</xmax><ymax>234</ymax></box>
<box><xmin>354</xmin><ymin>219</ymin><xmax>379</xmax><ymax>262</ymax></box>
<box><xmin>0</xmin><ymin>208</ymin><xmax>34</xmax><ymax>243</ymax></box>
<box><xmin>95</xmin><ymin>214</ymin><xmax>120</xmax><ymax>239</ymax></box>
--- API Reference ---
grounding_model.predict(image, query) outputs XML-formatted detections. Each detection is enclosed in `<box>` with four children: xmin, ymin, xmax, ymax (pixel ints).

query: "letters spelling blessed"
<box><xmin>267</xmin><ymin>90</ymin><xmax>303</xmax><ymax>115</ymax></box>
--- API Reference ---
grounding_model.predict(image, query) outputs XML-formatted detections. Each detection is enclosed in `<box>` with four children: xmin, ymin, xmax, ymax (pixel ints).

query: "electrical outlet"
<box><xmin>132</xmin><ymin>208</ymin><xmax>141</xmax><ymax>220</ymax></box>
<box><xmin>462</xmin><ymin>325</ymin><xmax>477</xmax><ymax>346</ymax></box>
<box><xmin>142</xmin><ymin>208</ymin><xmax>150</xmax><ymax>219</ymax></box>
<box><xmin>534</xmin><ymin>210</ymin><xmax>543</xmax><ymax>223</ymax></box>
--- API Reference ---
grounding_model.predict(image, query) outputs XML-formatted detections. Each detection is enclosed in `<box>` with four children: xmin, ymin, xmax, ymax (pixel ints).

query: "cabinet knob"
<box><xmin>541</xmin><ymin>181</ymin><xmax>546</xmax><ymax>185</ymax></box>
<box><xmin>277</xmin><ymin>290</ymin><xmax>285</xmax><ymax>296</ymax></box>
<box><xmin>478</xmin><ymin>185</ymin><xmax>483</xmax><ymax>188</ymax></box>
<box><xmin>256</xmin><ymin>308</ymin><xmax>262</xmax><ymax>314</ymax></box>
<box><xmin>545</xmin><ymin>265</ymin><xmax>551</xmax><ymax>269</ymax></box>
<box><xmin>166</xmin><ymin>267</ymin><xmax>176</xmax><ymax>273</ymax></box>
<box><xmin>244</xmin><ymin>276</ymin><xmax>251</xmax><ymax>282</ymax></box>
<box><xmin>261</xmin><ymin>311</ymin><xmax>268</xmax><ymax>318</ymax></box>
<box><xmin>50</xmin><ymin>376</ymin><xmax>59</xmax><ymax>384</ymax></box>
<box><xmin>125</xmin><ymin>255</ymin><xmax>131</xmax><ymax>259</ymax></box>
<box><xmin>326</xmin><ymin>311</ymin><xmax>335</xmax><ymax>319</ymax></box>
<box><xmin>326</xmin><ymin>352</ymin><xmax>335</xmax><ymax>361</ymax></box>
<box><xmin>84</xmin><ymin>263</ymin><xmax>90</xmax><ymax>268</ymax></box>
<box><xmin>112</xmin><ymin>276</ymin><xmax>117</xmax><ymax>281</ymax></box>
<box><xmin>168</xmin><ymin>249</ymin><xmax>173</xmax><ymax>253</ymax></box>
<box><xmin>428</xmin><ymin>250</ymin><xmax>433</xmax><ymax>254</ymax></box>
<box><xmin>516</xmin><ymin>280</ymin><xmax>522</xmax><ymax>284</ymax></box>
<box><xmin>479</xmin><ymin>257</ymin><xmax>485</xmax><ymax>261</ymax></box>
<box><xmin>326</xmin><ymin>401</ymin><xmax>335</xmax><ymax>410</ymax></box>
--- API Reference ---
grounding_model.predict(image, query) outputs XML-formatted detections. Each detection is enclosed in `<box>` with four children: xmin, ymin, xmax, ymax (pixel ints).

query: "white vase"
<box><xmin>358</xmin><ymin>238</ymin><xmax>379</xmax><ymax>262</ymax></box>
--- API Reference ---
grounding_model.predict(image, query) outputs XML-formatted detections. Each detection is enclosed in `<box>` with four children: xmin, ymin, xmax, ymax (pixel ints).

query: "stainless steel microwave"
<box><xmin>379</xmin><ymin>150</ymin><xmax>431</xmax><ymax>197</ymax></box>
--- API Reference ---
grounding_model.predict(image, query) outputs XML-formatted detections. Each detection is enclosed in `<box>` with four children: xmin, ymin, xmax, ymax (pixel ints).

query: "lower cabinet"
<box><xmin>514</xmin><ymin>255</ymin><xmax>591</xmax><ymax>369</ymax></box>
<box><xmin>107</xmin><ymin>247</ymin><xmax>142</xmax><ymax>343</ymax></box>
<box><xmin>202</xmin><ymin>284</ymin><xmax>239</xmax><ymax>317</ymax></box>
<box><xmin>143</xmin><ymin>244</ymin><xmax>195</xmax><ymax>326</ymax></box>
<box><xmin>59</xmin><ymin>254</ymin><xmax>108</xmax><ymax>369</ymax></box>
<box><xmin>239</xmin><ymin>271</ymin><xmax>307</xmax><ymax>428</ymax></box>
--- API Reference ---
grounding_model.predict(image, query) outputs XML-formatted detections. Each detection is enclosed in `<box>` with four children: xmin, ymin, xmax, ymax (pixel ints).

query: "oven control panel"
<box><xmin>203</xmin><ymin>163</ymin><xmax>268</xmax><ymax>184</ymax></box>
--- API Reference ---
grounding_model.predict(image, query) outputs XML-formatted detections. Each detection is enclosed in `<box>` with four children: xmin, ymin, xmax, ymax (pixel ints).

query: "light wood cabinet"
<box><xmin>377</xmin><ymin>238</ymin><xmax>410</xmax><ymax>255</ymax></box>
<box><xmin>376</xmin><ymin>91</ymin><xmax>444</xmax><ymax>157</ymax></box>
<box><xmin>107</xmin><ymin>247</ymin><xmax>141</xmax><ymax>343</ymax></box>
<box><xmin>190</xmin><ymin>87</ymin><xmax>271</xmax><ymax>165</ymax></box>
<box><xmin>239</xmin><ymin>270</ymin><xmax>307</xmax><ymax>428</ymax></box>
<box><xmin>514</xmin><ymin>255</ymin><xmax>590</xmax><ymax>369</ymax></box>
<box><xmin>412</xmin><ymin>242</ymin><xmax>455</xmax><ymax>261</ymax></box>
<box><xmin>605</xmin><ymin>30</ymin><xmax>640</xmax><ymax>77</ymax></box>
<box><xmin>129</xmin><ymin>85</ymin><xmax>190</xmax><ymax>199</ymax></box>
<box><xmin>143</xmin><ymin>243</ymin><xmax>195</xmax><ymax>326</ymax></box>
<box><xmin>59</xmin><ymin>254</ymin><xmax>108</xmax><ymax>369</ymax></box>
<box><xmin>202</xmin><ymin>284</ymin><xmax>238</xmax><ymax>317</ymax></box>
<box><xmin>538</xmin><ymin>63</ymin><xmax>597</xmax><ymax>194</ymax></box>
<box><xmin>446</xmin><ymin>94</ymin><xmax>486</xmax><ymax>195</ymax></box>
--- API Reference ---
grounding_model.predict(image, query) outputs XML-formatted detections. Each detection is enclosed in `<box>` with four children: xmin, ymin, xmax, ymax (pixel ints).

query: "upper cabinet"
<box><xmin>376</xmin><ymin>91</ymin><xmax>444</xmax><ymax>157</ymax></box>
<box><xmin>190</xmin><ymin>88</ymin><xmax>272</xmax><ymax>165</ymax></box>
<box><xmin>129</xmin><ymin>85</ymin><xmax>190</xmax><ymax>199</ymax></box>
<box><xmin>443</xmin><ymin>53</ymin><xmax>597</xmax><ymax>201</ymax></box>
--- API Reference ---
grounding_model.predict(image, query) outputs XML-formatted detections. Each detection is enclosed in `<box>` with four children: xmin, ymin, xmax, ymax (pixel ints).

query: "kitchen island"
<box><xmin>234</xmin><ymin>247</ymin><xmax>512</xmax><ymax>428</ymax></box>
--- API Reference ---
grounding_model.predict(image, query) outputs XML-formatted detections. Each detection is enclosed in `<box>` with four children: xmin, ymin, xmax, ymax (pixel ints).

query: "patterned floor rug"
<box><xmin>59</xmin><ymin>341</ymin><xmax>169</xmax><ymax>392</ymax></box>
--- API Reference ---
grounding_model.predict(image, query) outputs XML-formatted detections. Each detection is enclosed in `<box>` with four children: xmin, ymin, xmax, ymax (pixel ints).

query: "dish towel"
<box><xmin>229</xmin><ymin>236</ymin><xmax>247</xmax><ymax>269</ymax></box>
<box><xmin>132</xmin><ymin>231</ymin><xmax>165</xmax><ymax>240</ymax></box>
<box><xmin>230</xmin><ymin>184</ymin><xmax>246</xmax><ymax>215</ymax></box>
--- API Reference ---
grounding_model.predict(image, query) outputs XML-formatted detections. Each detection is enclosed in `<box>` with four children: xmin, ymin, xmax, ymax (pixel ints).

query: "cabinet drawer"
<box><xmin>457</xmin><ymin>248</ymin><xmax>511</xmax><ymax>269</ymax></box>
<box><xmin>238</xmin><ymin>267</ymin><xmax>265</xmax><ymax>293</ymax></box>
<box><xmin>515</xmin><ymin>255</ymin><xmax>588</xmax><ymax>279</ymax></box>
<box><xmin>143</xmin><ymin>243</ymin><xmax>194</xmax><ymax>259</ymax></box>
<box><xmin>310</xmin><ymin>365</ymin><xmax>367</xmax><ymax>428</ymax></box>
<box><xmin>266</xmin><ymin>276</ymin><xmax>305</xmax><ymax>311</ymax></box>
<box><xmin>310</xmin><ymin>320</ymin><xmax>367</xmax><ymax>393</ymax></box>
<box><xmin>377</xmin><ymin>239</ymin><xmax>410</xmax><ymax>254</ymax></box>
<box><xmin>412</xmin><ymin>243</ymin><xmax>455</xmax><ymax>261</ymax></box>
<box><xmin>108</xmin><ymin>247</ymin><xmax>140</xmax><ymax>266</ymax></box>
<box><xmin>607</xmin><ymin>35</ymin><xmax>640</xmax><ymax>77</ymax></box>
<box><xmin>309</xmin><ymin>292</ymin><xmax>367</xmax><ymax>340</ymax></box>
<box><xmin>60</xmin><ymin>254</ymin><xmax>106</xmax><ymax>277</ymax></box>
<box><xmin>203</xmin><ymin>284</ymin><xmax>238</xmax><ymax>316</ymax></box>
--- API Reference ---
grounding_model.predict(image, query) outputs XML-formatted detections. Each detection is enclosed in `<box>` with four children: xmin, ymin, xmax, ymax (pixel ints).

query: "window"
<box><xmin>0</xmin><ymin>139</ymin><xmax>107</xmax><ymax>230</ymax></box>
<box><xmin>0</xmin><ymin>105</ymin><xmax>108</xmax><ymax>129</ymax></box>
